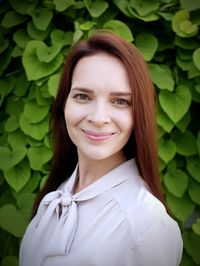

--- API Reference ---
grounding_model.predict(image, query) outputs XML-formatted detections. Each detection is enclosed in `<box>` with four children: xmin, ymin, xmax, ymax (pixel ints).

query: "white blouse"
<box><xmin>19</xmin><ymin>159</ymin><xmax>183</xmax><ymax>266</ymax></box>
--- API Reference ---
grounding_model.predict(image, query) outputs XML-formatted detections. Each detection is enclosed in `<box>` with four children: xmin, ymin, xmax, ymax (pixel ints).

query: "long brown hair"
<box><xmin>32</xmin><ymin>30</ymin><xmax>166</xmax><ymax>218</ymax></box>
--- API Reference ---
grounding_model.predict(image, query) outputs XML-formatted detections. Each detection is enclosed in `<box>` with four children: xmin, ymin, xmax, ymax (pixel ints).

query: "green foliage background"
<box><xmin>0</xmin><ymin>0</ymin><xmax>200</xmax><ymax>265</ymax></box>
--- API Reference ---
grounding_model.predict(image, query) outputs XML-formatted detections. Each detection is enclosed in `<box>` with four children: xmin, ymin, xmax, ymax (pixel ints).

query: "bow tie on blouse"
<box><xmin>33</xmin><ymin>160</ymin><xmax>138</xmax><ymax>258</ymax></box>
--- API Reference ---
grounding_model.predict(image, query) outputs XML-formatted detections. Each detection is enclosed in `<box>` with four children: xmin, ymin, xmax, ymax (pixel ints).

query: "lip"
<box><xmin>81</xmin><ymin>129</ymin><xmax>114</xmax><ymax>141</ymax></box>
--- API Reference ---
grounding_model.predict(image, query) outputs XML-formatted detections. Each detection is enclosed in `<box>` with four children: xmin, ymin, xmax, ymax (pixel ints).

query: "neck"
<box><xmin>73</xmin><ymin>153</ymin><xmax>127</xmax><ymax>194</ymax></box>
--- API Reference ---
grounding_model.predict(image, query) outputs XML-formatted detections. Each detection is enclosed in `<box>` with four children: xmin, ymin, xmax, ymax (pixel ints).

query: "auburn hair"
<box><xmin>31</xmin><ymin>30</ymin><xmax>167</xmax><ymax>218</ymax></box>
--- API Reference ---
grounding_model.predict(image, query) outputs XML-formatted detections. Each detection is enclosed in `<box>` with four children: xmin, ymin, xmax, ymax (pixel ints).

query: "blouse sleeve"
<box><xmin>129</xmin><ymin>201</ymin><xmax>183</xmax><ymax>266</ymax></box>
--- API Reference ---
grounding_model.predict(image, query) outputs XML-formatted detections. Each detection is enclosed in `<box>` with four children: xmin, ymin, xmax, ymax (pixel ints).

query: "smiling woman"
<box><xmin>19</xmin><ymin>31</ymin><xmax>183</xmax><ymax>266</ymax></box>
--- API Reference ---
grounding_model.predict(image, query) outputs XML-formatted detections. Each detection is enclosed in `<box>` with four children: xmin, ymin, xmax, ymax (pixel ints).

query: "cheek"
<box><xmin>114</xmin><ymin>111</ymin><xmax>134</xmax><ymax>133</ymax></box>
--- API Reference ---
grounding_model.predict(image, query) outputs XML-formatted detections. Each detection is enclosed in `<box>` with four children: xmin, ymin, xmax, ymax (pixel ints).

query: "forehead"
<box><xmin>71</xmin><ymin>53</ymin><xmax>131</xmax><ymax>93</ymax></box>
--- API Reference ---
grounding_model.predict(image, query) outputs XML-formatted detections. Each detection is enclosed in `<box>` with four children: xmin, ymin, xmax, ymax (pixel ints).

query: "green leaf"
<box><xmin>0</xmin><ymin>38</ymin><xmax>9</xmax><ymax>53</ymax></box>
<box><xmin>23</xmin><ymin>100</ymin><xmax>49</xmax><ymax>123</ymax></box>
<box><xmin>84</xmin><ymin>0</ymin><xmax>109</xmax><ymax>17</ymax></box>
<box><xmin>157</xmin><ymin>106</ymin><xmax>174</xmax><ymax>133</ymax></box>
<box><xmin>27</xmin><ymin>146</ymin><xmax>52</xmax><ymax>170</ymax></box>
<box><xmin>112</xmin><ymin>0</ymin><xmax>132</xmax><ymax>18</ymax></box>
<box><xmin>4</xmin><ymin>116</ymin><xmax>18</xmax><ymax>132</ymax></box>
<box><xmin>1</xmin><ymin>11</ymin><xmax>26</xmax><ymax>28</ymax></box>
<box><xmin>4</xmin><ymin>159</ymin><xmax>31</xmax><ymax>192</ymax></box>
<box><xmin>164</xmin><ymin>169</ymin><xmax>188</xmax><ymax>198</ymax></box>
<box><xmin>19</xmin><ymin>114</ymin><xmax>49</xmax><ymax>140</ymax></box>
<box><xmin>50</xmin><ymin>30</ymin><xmax>73</xmax><ymax>46</ymax></box>
<box><xmin>175</xmin><ymin>36</ymin><xmax>199</xmax><ymax>50</ymax></box>
<box><xmin>0</xmin><ymin>76</ymin><xmax>16</xmax><ymax>106</ymax></box>
<box><xmin>1</xmin><ymin>256</ymin><xmax>18</xmax><ymax>266</ymax></box>
<box><xmin>186</xmin><ymin>157</ymin><xmax>200</xmax><ymax>182</ymax></box>
<box><xmin>7</xmin><ymin>130</ymin><xmax>27</xmax><ymax>149</ymax></box>
<box><xmin>180</xmin><ymin>0</ymin><xmax>200</xmax><ymax>12</ymax></box>
<box><xmin>158</xmin><ymin>138</ymin><xmax>176</xmax><ymax>163</ymax></box>
<box><xmin>183</xmin><ymin>231</ymin><xmax>200</xmax><ymax>264</ymax></box>
<box><xmin>172</xmin><ymin>130</ymin><xmax>198</xmax><ymax>156</ymax></box>
<box><xmin>176</xmin><ymin>112</ymin><xmax>191</xmax><ymax>133</ymax></box>
<box><xmin>48</xmin><ymin>73</ymin><xmax>60</xmax><ymax>97</ymax></box>
<box><xmin>17</xmin><ymin>193</ymin><xmax>35</xmax><ymax>217</ymax></box>
<box><xmin>13</xmin><ymin>29</ymin><xmax>31</xmax><ymax>49</ymax></box>
<box><xmin>22</xmin><ymin>40</ymin><xmax>63</xmax><ymax>81</ymax></box>
<box><xmin>188</xmin><ymin>183</ymin><xmax>200</xmax><ymax>205</ymax></box>
<box><xmin>0</xmin><ymin>146</ymin><xmax>26</xmax><ymax>171</ymax></box>
<box><xmin>148</xmin><ymin>64</ymin><xmax>174</xmax><ymax>91</ymax></box>
<box><xmin>27</xmin><ymin>21</ymin><xmax>50</xmax><ymax>41</ymax></box>
<box><xmin>0</xmin><ymin>204</ymin><xmax>27</xmax><ymax>237</ymax></box>
<box><xmin>135</xmin><ymin>33</ymin><xmax>158</xmax><ymax>61</ymax></box>
<box><xmin>80</xmin><ymin>21</ymin><xmax>97</xmax><ymax>31</ymax></box>
<box><xmin>30</xmin><ymin>8</ymin><xmax>53</xmax><ymax>31</ymax></box>
<box><xmin>159</xmin><ymin>86</ymin><xmax>192</xmax><ymax>123</ymax></box>
<box><xmin>197</xmin><ymin>131</ymin><xmax>200</xmax><ymax>157</ymax></box>
<box><xmin>129</xmin><ymin>0</ymin><xmax>160</xmax><ymax>17</ymax></box>
<box><xmin>9</xmin><ymin>0</ymin><xmax>36</xmax><ymax>14</ymax></box>
<box><xmin>172</xmin><ymin>10</ymin><xmax>198</xmax><ymax>38</ymax></box>
<box><xmin>103</xmin><ymin>20</ymin><xmax>133</xmax><ymax>42</ymax></box>
<box><xmin>192</xmin><ymin>218</ymin><xmax>200</xmax><ymax>236</ymax></box>
<box><xmin>166</xmin><ymin>193</ymin><xmax>195</xmax><ymax>222</ymax></box>
<box><xmin>36</xmin><ymin>42</ymin><xmax>62</xmax><ymax>63</ymax></box>
<box><xmin>14</xmin><ymin>72</ymin><xmax>29</xmax><ymax>97</ymax></box>
<box><xmin>193</xmin><ymin>48</ymin><xmax>200</xmax><ymax>71</ymax></box>
<box><xmin>19</xmin><ymin>171</ymin><xmax>41</xmax><ymax>194</ymax></box>
<box><xmin>53</xmin><ymin>0</ymin><xmax>75</xmax><ymax>11</ymax></box>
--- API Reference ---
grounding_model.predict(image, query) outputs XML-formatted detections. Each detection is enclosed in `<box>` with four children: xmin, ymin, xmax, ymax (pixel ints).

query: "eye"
<box><xmin>112</xmin><ymin>98</ymin><xmax>131</xmax><ymax>107</ymax></box>
<box><xmin>73</xmin><ymin>94</ymin><xmax>90</xmax><ymax>101</ymax></box>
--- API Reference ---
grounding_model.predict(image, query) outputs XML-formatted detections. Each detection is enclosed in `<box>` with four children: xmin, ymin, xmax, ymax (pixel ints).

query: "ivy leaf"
<box><xmin>22</xmin><ymin>40</ymin><xmax>63</xmax><ymax>81</ymax></box>
<box><xmin>129</xmin><ymin>0</ymin><xmax>160</xmax><ymax>17</ymax></box>
<box><xmin>172</xmin><ymin>10</ymin><xmax>198</xmax><ymax>38</ymax></box>
<box><xmin>112</xmin><ymin>0</ymin><xmax>132</xmax><ymax>18</ymax></box>
<box><xmin>176</xmin><ymin>112</ymin><xmax>191</xmax><ymax>133</ymax></box>
<box><xmin>188</xmin><ymin>183</ymin><xmax>200</xmax><ymax>205</ymax></box>
<box><xmin>180</xmin><ymin>0</ymin><xmax>200</xmax><ymax>12</ymax></box>
<box><xmin>183</xmin><ymin>231</ymin><xmax>200</xmax><ymax>264</ymax></box>
<box><xmin>50</xmin><ymin>30</ymin><xmax>73</xmax><ymax>46</ymax></box>
<box><xmin>48</xmin><ymin>73</ymin><xmax>60</xmax><ymax>97</ymax></box>
<box><xmin>4</xmin><ymin>159</ymin><xmax>31</xmax><ymax>192</ymax></box>
<box><xmin>186</xmin><ymin>157</ymin><xmax>200</xmax><ymax>183</ymax></box>
<box><xmin>9</xmin><ymin>0</ymin><xmax>36</xmax><ymax>14</ymax></box>
<box><xmin>159</xmin><ymin>86</ymin><xmax>191</xmax><ymax>123</ymax></box>
<box><xmin>4</xmin><ymin>116</ymin><xmax>18</xmax><ymax>132</ymax></box>
<box><xmin>1</xmin><ymin>256</ymin><xmax>18</xmax><ymax>266</ymax></box>
<box><xmin>0</xmin><ymin>146</ymin><xmax>26</xmax><ymax>171</ymax></box>
<box><xmin>27</xmin><ymin>21</ymin><xmax>50</xmax><ymax>41</ymax></box>
<box><xmin>172</xmin><ymin>130</ymin><xmax>198</xmax><ymax>156</ymax></box>
<box><xmin>13</xmin><ymin>29</ymin><xmax>31</xmax><ymax>49</ymax></box>
<box><xmin>1</xmin><ymin>11</ymin><xmax>26</xmax><ymax>28</ymax></box>
<box><xmin>23</xmin><ymin>100</ymin><xmax>49</xmax><ymax>123</ymax></box>
<box><xmin>53</xmin><ymin>0</ymin><xmax>75</xmax><ymax>11</ymax></box>
<box><xmin>164</xmin><ymin>169</ymin><xmax>188</xmax><ymax>198</ymax></box>
<box><xmin>148</xmin><ymin>64</ymin><xmax>174</xmax><ymax>91</ymax></box>
<box><xmin>0</xmin><ymin>204</ymin><xmax>27</xmax><ymax>237</ymax></box>
<box><xmin>0</xmin><ymin>76</ymin><xmax>16</xmax><ymax>106</ymax></box>
<box><xmin>193</xmin><ymin>48</ymin><xmax>200</xmax><ymax>71</ymax></box>
<box><xmin>27</xmin><ymin>146</ymin><xmax>52</xmax><ymax>170</ymax></box>
<box><xmin>84</xmin><ymin>0</ymin><xmax>109</xmax><ymax>17</ymax></box>
<box><xmin>19</xmin><ymin>114</ymin><xmax>49</xmax><ymax>140</ymax></box>
<box><xmin>192</xmin><ymin>219</ymin><xmax>200</xmax><ymax>236</ymax></box>
<box><xmin>30</xmin><ymin>8</ymin><xmax>53</xmax><ymax>31</ymax></box>
<box><xmin>80</xmin><ymin>21</ymin><xmax>97</xmax><ymax>31</ymax></box>
<box><xmin>17</xmin><ymin>193</ymin><xmax>36</xmax><ymax>217</ymax></box>
<box><xmin>103</xmin><ymin>20</ymin><xmax>133</xmax><ymax>42</ymax></box>
<box><xmin>166</xmin><ymin>193</ymin><xmax>195</xmax><ymax>222</ymax></box>
<box><xmin>158</xmin><ymin>138</ymin><xmax>176</xmax><ymax>163</ymax></box>
<box><xmin>7</xmin><ymin>130</ymin><xmax>27</xmax><ymax>149</ymax></box>
<box><xmin>156</xmin><ymin>106</ymin><xmax>174</xmax><ymax>133</ymax></box>
<box><xmin>135</xmin><ymin>33</ymin><xmax>158</xmax><ymax>61</ymax></box>
<box><xmin>36</xmin><ymin>42</ymin><xmax>62</xmax><ymax>63</ymax></box>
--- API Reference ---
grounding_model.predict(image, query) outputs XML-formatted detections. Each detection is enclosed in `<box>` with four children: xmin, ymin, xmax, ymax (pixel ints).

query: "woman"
<box><xmin>20</xmin><ymin>31</ymin><xmax>183</xmax><ymax>266</ymax></box>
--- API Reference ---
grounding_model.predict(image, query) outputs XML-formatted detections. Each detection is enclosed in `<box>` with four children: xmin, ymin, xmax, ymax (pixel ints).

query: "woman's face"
<box><xmin>64</xmin><ymin>52</ymin><xmax>134</xmax><ymax>163</ymax></box>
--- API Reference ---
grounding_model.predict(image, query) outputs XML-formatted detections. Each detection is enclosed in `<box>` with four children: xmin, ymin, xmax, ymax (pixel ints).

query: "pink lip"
<box><xmin>81</xmin><ymin>129</ymin><xmax>114</xmax><ymax>141</ymax></box>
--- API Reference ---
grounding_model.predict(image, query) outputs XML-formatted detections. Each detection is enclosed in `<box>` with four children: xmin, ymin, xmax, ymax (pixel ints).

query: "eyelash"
<box><xmin>73</xmin><ymin>94</ymin><xmax>131</xmax><ymax>107</ymax></box>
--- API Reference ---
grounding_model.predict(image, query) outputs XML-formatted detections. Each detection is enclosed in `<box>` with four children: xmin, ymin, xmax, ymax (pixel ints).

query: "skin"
<box><xmin>64</xmin><ymin>52</ymin><xmax>134</xmax><ymax>193</ymax></box>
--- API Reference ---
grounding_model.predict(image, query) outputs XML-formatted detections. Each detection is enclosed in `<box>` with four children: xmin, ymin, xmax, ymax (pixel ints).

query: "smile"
<box><xmin>81</xmin><ymin>129</ymin><xmax>114</xmax><ymax>141</ymax></box>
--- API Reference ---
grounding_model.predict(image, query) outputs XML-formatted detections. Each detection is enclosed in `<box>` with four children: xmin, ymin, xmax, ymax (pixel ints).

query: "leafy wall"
<box><xmin>0</xmin><ymin>0</ymin><xmax>200</xmax><ymax>265</ymax></box>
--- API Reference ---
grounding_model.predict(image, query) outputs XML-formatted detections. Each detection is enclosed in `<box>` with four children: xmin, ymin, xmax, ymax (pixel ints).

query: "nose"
<box><xmin>86</xmin><ymin>102</ymin><xmax>111</xmax><ymax>126</ymax></box>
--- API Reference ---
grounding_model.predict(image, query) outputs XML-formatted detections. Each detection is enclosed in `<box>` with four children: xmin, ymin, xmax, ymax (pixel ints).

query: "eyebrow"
<box><xmin>71</xmin><ymin>87</ymin><xmax>132</xmax><ymax>96</ymax></box>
